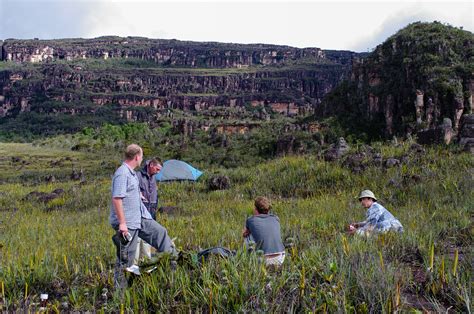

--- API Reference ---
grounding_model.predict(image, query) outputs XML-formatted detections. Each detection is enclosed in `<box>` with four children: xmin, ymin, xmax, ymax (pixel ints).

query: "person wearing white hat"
<box><xmin>348</xmin><ymin>190</ymin><xmax>403</xmax><ymax>236</ymax></box>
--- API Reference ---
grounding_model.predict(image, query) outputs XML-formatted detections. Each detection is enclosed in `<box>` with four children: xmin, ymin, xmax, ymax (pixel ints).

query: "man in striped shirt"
<box><xmin>110</xmin><ymin>144</ymin><xmax>175</xmax><ymax>288</ymax></box>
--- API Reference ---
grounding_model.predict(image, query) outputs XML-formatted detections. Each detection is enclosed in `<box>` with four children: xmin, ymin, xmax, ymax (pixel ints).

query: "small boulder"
<box><xmin>24</xmin><ymin>188</ymin><xmax>64</xmax><ymax>203</ymax></box>
<box><xmin>462</xmin><ymin>138</ymin><xmax>474</xmax><ymax>154</ymax></box>
<box><xmin>400</xmin><ymin>154</ymin><xmax>411</xmax><ymax>164</ymax></box>
<box><xmin>409</xmin><ymin>143</ymin><xmax>425</xmax><ymax>154</ymax></box>
<box><xmin>385</xmin><ymin>158</ymin><xmax>400</xmax><ymax>168</ymax></box>
<box><xmin>372</xmin><ymin>153</ymin><xmax>383</xmax><ymax>167</ymax></box>
<box><xmin>45</xmin><ymin>175</ymin><xmax>56</xmax><ymax>183</ymax></box>
<box><xmin>70</xmin><ymin>169</ymin><xmax>84</xmax><ymax>181</ymax></box>
<box><xmin>208</xmin><ymin>175</ymin><xmax>231</xmax><ymax>191</ymax></box>
<box><xmin>387</xmin><ymin>178</ymin><xmax>401</xmax><ymax>187</ymax></box>
<box><xmin>24</xmin><ymin>191</ymin><xmax>48</xmax><ymax>200</ymax></box>
<box><xmin>350</xmin><ymin>166</ymin><xmax>364</xmax><ymax>174</ymax></box>
<box><xmin>324</xmin><ymin>137</ymin><xmax>350</xmax><ymax>161</ymax></box>
<box><xmin>403</xmin><ymin>174</ymin><xmax>422</xmax><ymax>185</ymax></box>
<box><xmin>417</xmin><ymin>118</ymin><xmax>455</xmax><ymax>145</ymax></box>
<box><xmin>343</xmin><ymin>152</ymin><xmax>366</xmax><ymax>172</ymax></box>
<box><xmin>51</xmin><ymin>188</ymin><xmax>65</xmax><ymax>195</ymax></box>
<box><xmin>50</xmin><ymin>159</ymin><xmax>63</xmax><ymax>167</ymax></box>
<box><xmin>38</xmin><ymin>193</ymin><xmax>60</xmax><ymax>203</ymax></box>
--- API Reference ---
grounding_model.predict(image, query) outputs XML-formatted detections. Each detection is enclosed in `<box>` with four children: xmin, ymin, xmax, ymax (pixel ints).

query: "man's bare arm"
<box><xmin>112</xmin><ymin>197</ymin><xmax>128</xmax><ymax>234</ymax></box>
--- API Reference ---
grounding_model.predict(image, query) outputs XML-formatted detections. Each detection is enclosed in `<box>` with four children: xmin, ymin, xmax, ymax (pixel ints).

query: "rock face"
<box><xmin>417</xmin><ymin>118</ymin><xmax>455</xmax><ymax>145</ymax></box>
<box><xmin>0</xmin><ymin>65</ymin><xmax>333</xmax><ymax>117</ymax></box>
<box><xmin>1</xmin><ymin>37</ymin><xmax>327</xmax><ymax>67</ymax></box>
<box><xmin>458</xmin><ymin>114</ymin><xmax>474</xmax><ymax>153</ymax></box>
<box><xmin>0</xmin><ymin>37</ymin><xmax>358</xmax><ymax>126</ymax></box>
<box><xmin>318</xmin><ymin>22</ymin><xmax>473</xmax><ymax>139</ymax></box>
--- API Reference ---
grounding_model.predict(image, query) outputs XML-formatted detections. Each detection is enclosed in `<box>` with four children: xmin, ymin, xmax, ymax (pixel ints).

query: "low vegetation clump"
<box><xmin>0</xmin><ymin>140</ymin><xmax>472</xmax><ymax>312</ymax></box>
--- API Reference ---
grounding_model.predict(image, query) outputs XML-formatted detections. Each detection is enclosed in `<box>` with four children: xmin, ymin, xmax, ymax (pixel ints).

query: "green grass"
<box><xmin>0</xmin><ymin>141</ymin><xmax>472</xmax><ymax>312</ymax></box>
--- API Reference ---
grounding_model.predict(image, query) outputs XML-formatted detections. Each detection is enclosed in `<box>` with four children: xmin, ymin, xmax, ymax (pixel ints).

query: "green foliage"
<box><xmin>27</xmin><ymin>120</ymin><xmax>325</xmax><ymax>168</ymax></box>
<box><xmin>0</xmin><ymin>141</ymin><xmax>472</xmax><ymax>312</ymax></box>
<box><xmin>0</xmin><ymin>102</ymin><xmax>125</xmax><ymax>141</ymax></box>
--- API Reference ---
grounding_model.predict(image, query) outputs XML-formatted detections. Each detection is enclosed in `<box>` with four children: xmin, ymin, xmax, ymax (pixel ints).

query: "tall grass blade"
<box><xmin>452</xmin><ymin>249</ymin><xmax>459</xmax><ymax>277</ymax></box>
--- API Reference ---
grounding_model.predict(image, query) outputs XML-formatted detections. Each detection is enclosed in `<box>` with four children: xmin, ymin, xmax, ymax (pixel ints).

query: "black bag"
<box><xmin>196</xmin><ymin>247</ymin><xmax>235</xmax><ymax>264</ymax></box>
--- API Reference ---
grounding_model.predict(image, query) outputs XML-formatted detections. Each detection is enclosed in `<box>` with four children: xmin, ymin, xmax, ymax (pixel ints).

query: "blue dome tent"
<box><xmin>156</xmin><ymin>160</ymin><xmax>203</xmax><ymax>182</ymax></box>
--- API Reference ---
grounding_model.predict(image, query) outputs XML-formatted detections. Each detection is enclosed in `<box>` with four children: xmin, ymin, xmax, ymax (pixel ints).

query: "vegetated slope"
<box><xmin>0</xmin><ymin>141</ymin><xmax>472</xmax><ymax>312</ymax></box>
<box><xmin>317</xmin><ymin>22</ymin><xmax>474</xmax><ymax>140</ymax></box>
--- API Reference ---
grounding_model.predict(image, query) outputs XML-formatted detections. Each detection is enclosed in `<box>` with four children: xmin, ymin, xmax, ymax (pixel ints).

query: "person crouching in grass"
<box><xmin>242</xmin><ymin>196</ymin><xmax>286</xmax><ymax>266</ymax></box>
<box><xmin>348</xmin><ymin>189</ymin><xmax>404</xmax><ymax>236</ymax></box>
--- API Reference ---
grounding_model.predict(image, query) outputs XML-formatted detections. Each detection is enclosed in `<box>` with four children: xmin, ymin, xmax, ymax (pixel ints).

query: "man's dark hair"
<box><xmin>255</xmin><ymin>196</ymin><xmax>271</xmax><ymax>214</ymax></box>
<box><xmin>149</xmin><ymin>157</ymin><xmax>162</xmax><ymax>166</ymax></box>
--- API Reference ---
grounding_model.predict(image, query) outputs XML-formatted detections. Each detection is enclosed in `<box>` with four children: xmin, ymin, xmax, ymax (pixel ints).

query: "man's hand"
<box><xmin>242</xmin><ymin>227</ymin><xmax>250</xmax><ymax>238</ymax></box>
<box><xmin>346</xmin><ymin>224</ymin><xmax>357</xmax><ymax>235</ymax></box>
<box><xmin>119</xmin><ymin>222</ymin><xmax>128</xmax><ymax>234</ymax></box>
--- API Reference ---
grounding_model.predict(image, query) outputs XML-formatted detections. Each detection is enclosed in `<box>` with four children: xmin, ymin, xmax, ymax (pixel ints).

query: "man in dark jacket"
<box><xmin>137</xmin><ymin>158</ymin><xmax>162</xmax><ymax>219</ymax></box>
<box><xmin>134</xmin><ymin>158</ymin><xmax>162</xmax><ymax>264</ymax></box>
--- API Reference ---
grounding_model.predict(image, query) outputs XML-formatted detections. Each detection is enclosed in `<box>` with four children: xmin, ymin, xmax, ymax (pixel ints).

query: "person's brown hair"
<box><xmin>255</xmin><ymin>196</ymin><xmax>271</xmax><ymax>214</ymax></box>
<box><xmin>124</xmin><ymin>144</ymin><xmax>142</xmax><ymax>160</ymax></box>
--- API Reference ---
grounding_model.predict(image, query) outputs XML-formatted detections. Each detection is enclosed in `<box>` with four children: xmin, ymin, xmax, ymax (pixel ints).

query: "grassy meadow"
<box><xmin>0</xmin><ymin>141</ymin><xmax>472</xmax><ymax>312</ymax></box>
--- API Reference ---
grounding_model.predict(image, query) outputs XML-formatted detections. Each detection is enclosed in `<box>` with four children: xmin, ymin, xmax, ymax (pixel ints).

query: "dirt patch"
<box><xmin>402</xmin><ymin>292</ymin><xmax>447</xmax><ymax>312</ymax></box>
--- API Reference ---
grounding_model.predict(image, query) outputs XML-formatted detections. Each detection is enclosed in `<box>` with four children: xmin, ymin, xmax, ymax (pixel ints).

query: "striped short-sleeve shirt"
<box><xmin>109</xmin><ymin>163</ymin><xmax>149</xmax><ymax>229</ymax></box>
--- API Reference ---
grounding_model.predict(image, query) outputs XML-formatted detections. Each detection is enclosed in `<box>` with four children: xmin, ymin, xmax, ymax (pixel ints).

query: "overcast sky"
<box><xmin>0</xmin><ymin>0</ymin><xmax>472</xmax><ymax>52</ymax></box>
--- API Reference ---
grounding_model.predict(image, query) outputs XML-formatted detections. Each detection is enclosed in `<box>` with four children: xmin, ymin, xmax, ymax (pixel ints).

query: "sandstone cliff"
<box><xmin>318</xmin><ymin>22</ymin><xmax>473</xmax><ymax>139</ymax></box>
<box><xmin>1</xmin><ymin>37</ymin><xmax>328</xmax><ymax>67</ymax></box>
<box><xmin>0</xmin><ymin>37</ymin><xmax>358</xmax><ymax>133</ymax></box>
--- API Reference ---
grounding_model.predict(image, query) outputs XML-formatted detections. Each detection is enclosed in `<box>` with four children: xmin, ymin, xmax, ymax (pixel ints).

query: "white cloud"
<box><xmin>350</xmin><ymin>2</ymin><xmax>474</xmax><ymax>51</ymax></box>
<box><xmin>1</xmin><ymin>0</ymin><xmax>472</xmax><ymax>51</ymax></box>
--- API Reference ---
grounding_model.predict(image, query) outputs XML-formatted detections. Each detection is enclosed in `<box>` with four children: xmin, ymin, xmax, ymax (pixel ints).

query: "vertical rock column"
<box><xmin>458</xmin><ymin>114</ymin><xmax>474</xmax><ymax>154</ymax></box>
<box><xmin>426</xmin><ymin>97</ymin><xmax>435</xmax><ymax>128</ymax></box>
<box><xmin>385</xmin><ymin>94</ymin><xmax>394</xmax><ymax>135</ymax></box>
<box><xmin>415</xmin><ymin>89</ymin><xmax>424</xmax><ymax>125</ymax></box>
<box><xmin>454</xmin><ymin>96</ymin><xmax>464</xmax><ymax>131</ymax></box>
